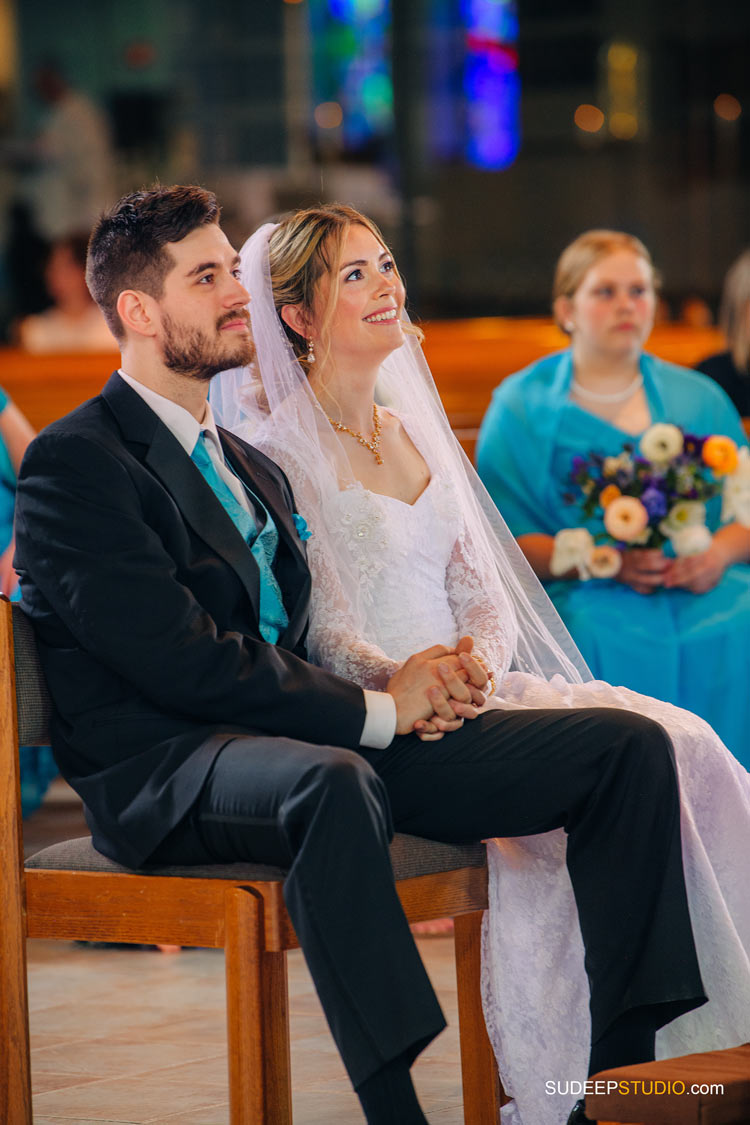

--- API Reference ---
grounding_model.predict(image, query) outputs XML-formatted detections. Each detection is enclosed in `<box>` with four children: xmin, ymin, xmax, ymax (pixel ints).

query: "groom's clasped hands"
<box><xmin>386</xmin><ymin>635</ymin><xmax>490</xmax><ymax>740</ymax></box>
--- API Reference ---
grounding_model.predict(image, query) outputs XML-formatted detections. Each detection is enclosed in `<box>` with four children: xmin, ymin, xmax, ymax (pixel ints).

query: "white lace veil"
<box><xmin>211</xmin><ymin>221</ymin><xmax>591</xmax><ymax>684</ymax></box>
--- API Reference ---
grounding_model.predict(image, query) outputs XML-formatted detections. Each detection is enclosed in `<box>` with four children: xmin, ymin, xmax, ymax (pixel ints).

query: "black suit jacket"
<box><xmin>14</xmin><ymin>373</ymin><xmax>366</xmax><ymax>866</ymax></box>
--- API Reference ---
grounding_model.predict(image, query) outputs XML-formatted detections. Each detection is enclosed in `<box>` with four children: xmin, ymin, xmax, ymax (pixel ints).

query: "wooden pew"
<box><xmin>0</xmin><ymin>322</ymin><xmax>726</xmax><ymax>459</ymax></box>
<box><xmin>422</xmin><ymin>320</ymin><xmax>725</xmax><ymax>460</ymax></box>
<box><xmin>0</xmin><ymin>350</ymin><xmax>118</xmax><ymax>434</ymax></box>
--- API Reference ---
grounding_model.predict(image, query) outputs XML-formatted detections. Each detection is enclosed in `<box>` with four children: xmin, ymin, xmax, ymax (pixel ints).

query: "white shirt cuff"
<box><xmin>360</xmin><ymin>690</ymin><xmax>397</xmax><ymax>749</ymax></box>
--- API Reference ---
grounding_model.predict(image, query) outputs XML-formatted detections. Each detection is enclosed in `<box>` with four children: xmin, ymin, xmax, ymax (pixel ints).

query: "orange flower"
<box><xmin>702</xmin><ymin>435</ymin><xmax>739</xmax><ymax>475</ymax></box>
<box><xmin>599</xmin><ymin>484</ymin><xmax>622</xmax><ymax>508</ymax></box>
<box><xmin>589</xmin><ymin>544</ymin><xmax>622</xmax><ymax>578</ymax></box>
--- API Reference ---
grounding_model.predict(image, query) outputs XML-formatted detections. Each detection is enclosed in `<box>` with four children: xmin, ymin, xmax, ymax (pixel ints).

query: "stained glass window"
<box><xmin>309</xmin><ymin>0</ymin><xmax>393</xmax><ymax>150</ymax></box>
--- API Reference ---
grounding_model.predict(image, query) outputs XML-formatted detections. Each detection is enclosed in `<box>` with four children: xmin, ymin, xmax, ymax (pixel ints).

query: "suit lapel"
<box><xmin>220</xmin><ymin>432</ymin><xmax>306</xmax><ymax>564</ymax></box>
<box><xmin>145</xmin><ymin>425</ymin><xmax>262</xmax><ymax>617</ymax></box>
<box><xmin>102</xmin><ymin>374</ymin><xmax>261</xmax><ymax>625</ymax></box>
<box><xmin>101</xmin><ymin>373</ymin><xmax>311</xmax><ymax>650</ymax></box>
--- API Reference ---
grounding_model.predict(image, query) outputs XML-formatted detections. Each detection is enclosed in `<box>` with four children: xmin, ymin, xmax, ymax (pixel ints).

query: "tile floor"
<box><xmin>23</xmin><ymin>780</ymin><xmax>466</xmax><ymax>1124</ymax></box>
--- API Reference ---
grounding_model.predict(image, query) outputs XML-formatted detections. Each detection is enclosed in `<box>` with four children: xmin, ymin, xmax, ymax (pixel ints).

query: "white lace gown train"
<box><xmin>482</xmin><ymin>673</ymin><xmax>750</xmax><ymax>1125</ymax></box>
<box><xmin>271</xmin><ymin>424</ymin><xmax>750</xmax><ymax>1125</ymax></box>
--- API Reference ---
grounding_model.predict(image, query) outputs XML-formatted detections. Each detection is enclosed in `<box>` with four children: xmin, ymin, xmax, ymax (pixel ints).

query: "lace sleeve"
<box><xmin>445</xmin><ymin>518</ymin><xmax>519</xmax><ymax>680</ymax></box>
<box><xmin>259</xmin><ymin>436</ymin><xmax>402</xmax><ymax>690</ymax></box>
<box><xmin>305</xmin><ymin>531</ymin><xmax>402</xmax><ymax>690</ymax></box>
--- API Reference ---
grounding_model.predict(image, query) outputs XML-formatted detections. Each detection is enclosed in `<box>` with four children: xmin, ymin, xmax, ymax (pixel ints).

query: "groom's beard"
<box><xmin>161</xmin><ymin>311</ymin><xmax>255</xmax><ymax>381</ymax></box>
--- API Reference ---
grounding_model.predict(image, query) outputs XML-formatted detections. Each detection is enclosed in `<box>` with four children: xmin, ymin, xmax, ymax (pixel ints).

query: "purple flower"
<box><xmin>640</xmin><ymin>486</ymin><xmax>668</xmax><ymax>519</ymax></box>
<box><xmin>571</xmin><ymin>455</ymin><xmax>587</xmax><ymax>473</ymax></box>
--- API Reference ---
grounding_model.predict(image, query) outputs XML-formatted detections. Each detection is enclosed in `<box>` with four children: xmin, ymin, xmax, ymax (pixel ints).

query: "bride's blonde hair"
<box><xmin>268</xmin><ymin>203</ymin><xmax>422</xmax><ymax>373</ymax></box>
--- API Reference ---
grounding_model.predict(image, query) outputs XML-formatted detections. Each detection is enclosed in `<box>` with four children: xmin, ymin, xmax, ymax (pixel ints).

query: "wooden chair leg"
<box><xmin>0</xmin><ymin>917</ymin><xmax>33</xmax><ymax>1125</ymax></box>
<box><xmin>454</xmin><ymin>911</ymin><xmax>503</xmax><ymax>1125</ymax></box>
<box><xmin>0</xmin><ymin>635</ymin><xmax>33</xmax><ymax>1125</ymax></box>
<box><xmin>225</xmin><ymin>886</ymin><xmax>292</xmax><ymax>1125</ymax></box>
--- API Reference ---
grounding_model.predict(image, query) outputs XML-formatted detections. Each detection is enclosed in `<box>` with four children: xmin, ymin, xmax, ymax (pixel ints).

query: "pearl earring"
<box><xmin>306</xmin><ymin>338</ymin><xmax>316</xmax><ymax>365</ymax></box>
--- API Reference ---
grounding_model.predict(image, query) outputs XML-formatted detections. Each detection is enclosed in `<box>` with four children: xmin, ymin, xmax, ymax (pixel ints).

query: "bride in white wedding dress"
<box><xmin>212</xmin><ymin>206</ymin><xmax>750</xmax><ymax>1125</ymax></box>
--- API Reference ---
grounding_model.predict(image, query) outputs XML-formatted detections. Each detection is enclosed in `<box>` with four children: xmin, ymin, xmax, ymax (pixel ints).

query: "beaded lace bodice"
<box><xmin>261</xmin><ymin>413</ymin><xmax>517</xmax><ymax>691</ymax></box>
<box><xmin>304</xmin><ymin>467</ymin><xmax>516</xmax><ymax>690</ymax></box>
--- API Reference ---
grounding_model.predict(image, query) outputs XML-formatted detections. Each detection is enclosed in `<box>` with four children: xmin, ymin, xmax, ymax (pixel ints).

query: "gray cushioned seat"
<box><xmin>25</xmin><ymin>833</ymin><xmax>486</xmax><ymax>882</ymax></box>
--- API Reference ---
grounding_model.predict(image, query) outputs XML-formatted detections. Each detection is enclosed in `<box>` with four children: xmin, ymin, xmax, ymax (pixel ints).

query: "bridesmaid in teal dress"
<box><xmin>477</xmin><ymin>230</ymin><xmax>750</xmax><ymax>767</ymax></box>
<box><xmin>0</xmin><ymin>386</ymin><xmax>58</xmax><ymax>813</ymax></box>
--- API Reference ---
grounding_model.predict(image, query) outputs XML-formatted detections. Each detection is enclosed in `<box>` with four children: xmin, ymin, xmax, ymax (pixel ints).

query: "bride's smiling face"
<box><xmin>314</xmin><ymin>223</ymin><xmax>406</xmax><ymax>368</ymax></box>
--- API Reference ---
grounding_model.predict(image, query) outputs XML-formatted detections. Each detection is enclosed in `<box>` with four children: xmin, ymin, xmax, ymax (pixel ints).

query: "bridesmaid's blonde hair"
<box><xmin>552</xmin><ymin>230</ymin><xmax>657</xmax><ymax>333</ymax></box>
<box><xmin>719</xmin><ymin>249</ymin><xmax>750</xmax><ymax>373</ymax></box>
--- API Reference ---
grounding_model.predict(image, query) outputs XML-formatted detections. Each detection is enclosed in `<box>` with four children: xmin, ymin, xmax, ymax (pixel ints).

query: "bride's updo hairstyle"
<box><xmin>552</xmin><ymin>229</ymin><xmax>657</xmax><ymax>334</ymax></box>
<box><xmin>267</xmin><ymin>203</ymin><xmax>420</xmax><ymax>372</ymax></box>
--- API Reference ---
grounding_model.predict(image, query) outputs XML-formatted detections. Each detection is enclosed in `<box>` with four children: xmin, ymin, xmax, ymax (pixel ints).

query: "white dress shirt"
<box><xmin>118</xmin><ymin>371</ymin><xmax>397</xmax><ymax>748</ymax></box>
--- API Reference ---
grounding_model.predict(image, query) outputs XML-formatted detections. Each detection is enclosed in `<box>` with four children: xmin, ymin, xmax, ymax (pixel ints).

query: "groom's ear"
<box><xmin>280</xmin><ymin>304</ymin><xmax>309</xmax><ymax>339</ymax></box>
<box><xmin>117</xmin><ymin>289</ymin><xmax>159</xmax><ymax>338</ymax></box>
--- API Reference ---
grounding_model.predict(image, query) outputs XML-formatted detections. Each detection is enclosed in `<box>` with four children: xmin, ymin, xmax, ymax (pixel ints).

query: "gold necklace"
<box><xmin>327</xmin><ymin>403</ymin><xmax>383</xmax><ymax>465</ymax></box>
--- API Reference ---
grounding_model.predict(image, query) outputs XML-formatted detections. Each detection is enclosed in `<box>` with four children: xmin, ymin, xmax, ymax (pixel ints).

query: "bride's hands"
<box><xmin>387</xmin><ymin>639</ymin><xmax>490</xmax><ymax>738</ymax></box>
<box><xmin>414</xmin><ymin>636</ymin><xmax>491</xmax><ymax>741</ymax></box>
<box><xmin>456</xmin><ymin>635</ymin><xmax>494</xmax><ymax>697</ymax></box>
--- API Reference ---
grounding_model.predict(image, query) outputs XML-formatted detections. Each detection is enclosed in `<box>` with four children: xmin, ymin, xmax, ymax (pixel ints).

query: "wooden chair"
<box><xmin>585</xmin><ymin>1042</ymin><xmax>750</xmax><ymax>1124</ymax></box>
<box><xmin>0</xmin><ymin>598</ymin><xmax>503</xmax><ymax>1124</ymax></box>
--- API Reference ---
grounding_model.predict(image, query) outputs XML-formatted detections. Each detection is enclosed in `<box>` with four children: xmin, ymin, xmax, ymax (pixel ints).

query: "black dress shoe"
<box><xmin>566</xmin><ymin>1100</ymin><xmax>594</xmax><ymax>1124</ymax></box>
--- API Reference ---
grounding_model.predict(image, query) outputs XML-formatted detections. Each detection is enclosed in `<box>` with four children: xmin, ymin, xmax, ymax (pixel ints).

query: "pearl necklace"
<box><xmin>571</xmin><ymin>373</ymin><xmax>644</xmax><ymax>404</ymax></box>
<box><xmin>327</xmin><ymin>403</ymin><xmax>383</xmax><ymax>465</ymax></box>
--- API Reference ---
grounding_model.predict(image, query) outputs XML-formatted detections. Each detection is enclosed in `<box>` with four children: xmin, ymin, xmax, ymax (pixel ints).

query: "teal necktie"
<box><xmin>190</xmin><ymin>431</ymin><xmax>288</xmax><ymax>643</ymax></box>
<box><xmin>191</xmin><ymin>430</ymin><xmax>256</xmax><ymax>540</ymax></box>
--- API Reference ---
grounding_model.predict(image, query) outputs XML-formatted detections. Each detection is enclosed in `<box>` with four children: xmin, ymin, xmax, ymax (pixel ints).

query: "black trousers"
<box><xmin>149</xmin><ymin>707</ymin><xmax>706</xmax><ymax>1089</ymax></box>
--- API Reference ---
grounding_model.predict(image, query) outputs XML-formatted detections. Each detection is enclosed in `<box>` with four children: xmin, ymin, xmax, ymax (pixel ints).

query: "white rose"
<box><xmin>640</xmin><ymin>423</ymin><xmax>684</xmax><ymax>463</ymax></box>
<box><xmin>669</xmin><ymin>524</ymin><xmax>713</xmax><ymax>557</ymax></box>
<box><xmin>550</xmin><ymin>528</ymin><xmax>594</xmax><ymax>579</ymax></box>
<box><xmin>721</xmin><ymin>447</ymin><xmax>750</xmax><ymax>527</ymax></box>
<box><xmin>659</xmin><ymin>500</ymin><xmax>706</xmax><ymax>536</ymax></box>
<box><xmin>722</xmin><ymin>483</ymin><xmax>750</xmax><ymax>527</ymax></box>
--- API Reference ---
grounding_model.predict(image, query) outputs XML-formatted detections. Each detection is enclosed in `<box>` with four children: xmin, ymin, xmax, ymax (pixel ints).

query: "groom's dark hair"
<box><xmin>86</xmin><ymin>184</ymin><xmax>220</xmax><ymax>339</ymax></box>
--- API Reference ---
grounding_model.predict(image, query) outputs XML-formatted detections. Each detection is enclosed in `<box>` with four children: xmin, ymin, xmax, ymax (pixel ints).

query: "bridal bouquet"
<box><xmin>551</xmin><ymin>423</ymin><xmax>750</xmax><ymax>580</ymax></box>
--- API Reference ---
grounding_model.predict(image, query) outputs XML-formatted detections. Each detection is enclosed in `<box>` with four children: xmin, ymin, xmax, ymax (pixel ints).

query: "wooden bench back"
<box><xmin>0</xmin><ymin>321</ymin><xmax>727</xmax><ymax>460</ymax></box>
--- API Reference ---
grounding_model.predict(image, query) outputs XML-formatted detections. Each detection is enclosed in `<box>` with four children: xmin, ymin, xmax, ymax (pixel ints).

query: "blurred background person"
<box><xmin>697</xmin><ymin>249</ymin><xmax>750</xmax><ymax>417</ymax></box>
<box><xmin>0</xmin><ymin>383</ymin><xmax>33</xmax><ymax>597</ymax></box>
<box><xmin>23</xmin><ymin>60</ymin><xmax>115</xmax><ymax>243</ymax></box>
<box><xmin>476</xmin><ymin>230</ymin><xmax>750</xmax><ymax>766</ymax></box>
<box><xmin>0</xmin><ymin>385</ymin><xmax>57</xmax><ymax>815</ymax></box>
<box><xmin>679</xmin><ymin>293</ymin><xmax>714</xmax><ymax>328</ymax></box>
<box><xmin>15</xmin><ymin>231</ymin><xmax>116</xmax><ymax>352</ymax></box>
<box><xmin>1</xmin><ymin>59</ymin><xmax>116</xmax><ymax>339</ymax></box>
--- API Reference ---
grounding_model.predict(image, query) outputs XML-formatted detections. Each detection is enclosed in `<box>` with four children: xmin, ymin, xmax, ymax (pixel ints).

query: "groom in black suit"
<box><xmin>15</xmin><ymin>186</ymin><xmax>706</xmax><ymax>1125</ymax></box>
